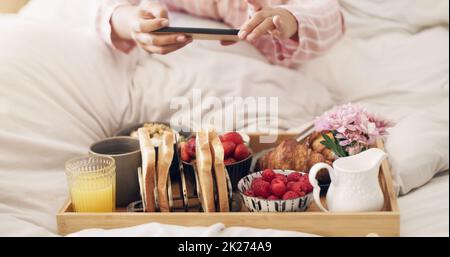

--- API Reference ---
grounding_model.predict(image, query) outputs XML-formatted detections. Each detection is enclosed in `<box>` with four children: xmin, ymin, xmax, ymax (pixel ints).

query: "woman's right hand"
<box><xmin>112</xmin><ymin>1</ymin><xmax>192</xmax><ymax>55</ymax></box>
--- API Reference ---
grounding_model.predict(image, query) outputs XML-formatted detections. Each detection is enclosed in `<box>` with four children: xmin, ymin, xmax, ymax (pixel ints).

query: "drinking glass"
<box><xmin>65</xmin><ymin>155</ymin><xmax>116</xmax><ymax>212</ymax></box>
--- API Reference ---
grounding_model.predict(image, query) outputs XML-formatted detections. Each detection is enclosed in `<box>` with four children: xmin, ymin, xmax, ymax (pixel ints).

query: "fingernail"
<box><xmin>177</xmin><ymin>35</ymin><xmax>187</xmax><ymax>42</ymax></box>
<box><xmin>238</xmin><ymin>30</ymin><xmax>248</xmax><ymax>39</ymax></box>
<box><xmin>161</xmin><ymin>19</ymin><xmax>169</xmax><ymax>27</ymax></box>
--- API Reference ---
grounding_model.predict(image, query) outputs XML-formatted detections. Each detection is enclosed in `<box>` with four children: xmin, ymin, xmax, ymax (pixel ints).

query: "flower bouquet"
<box><xmin>314</xmin><ymin>103</ymin><xmax>394</xmax><ymax>158</ymax></box>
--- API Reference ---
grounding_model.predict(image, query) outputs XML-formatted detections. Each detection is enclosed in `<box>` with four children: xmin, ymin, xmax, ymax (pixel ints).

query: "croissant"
<box><xmin>257</xmin><ymin>132</ymin><xmax>335</xmax><ymax>183</ymax></box>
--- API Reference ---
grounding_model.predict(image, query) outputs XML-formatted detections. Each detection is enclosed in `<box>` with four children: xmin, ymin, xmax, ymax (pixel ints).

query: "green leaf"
<box><xmin>322</xmin><ymin>133</ymin><xmax>349</xmax><ymax>158</ymax></box>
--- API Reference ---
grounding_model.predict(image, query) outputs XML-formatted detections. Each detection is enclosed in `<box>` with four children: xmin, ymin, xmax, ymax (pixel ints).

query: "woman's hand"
<box><xmin>239</xmin><ymin>2</ymin><xmax>299</xmax><ymax>42</ymax></box>
<box><xmin>221</xmin><ymin>0</ymin><xmax>298</xmax><ymax>46</ymax></box>
<box><xmin>111</xmin><ymin>1</ymin><xmax>192</xmax><ymax>55</ymax></box>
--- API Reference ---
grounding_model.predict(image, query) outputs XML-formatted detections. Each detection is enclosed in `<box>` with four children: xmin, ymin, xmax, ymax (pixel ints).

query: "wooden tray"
<box><xmin>57</xmin><ymin>132</ymin><xmax>400</xmax><ymax>236</ymax></box>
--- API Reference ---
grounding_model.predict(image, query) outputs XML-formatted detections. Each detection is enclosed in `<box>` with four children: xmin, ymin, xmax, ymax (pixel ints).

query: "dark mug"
<box><xmin>89</xmin><ymin>137</ymin><xmax>141</xmax><ymax>207</ymax></box>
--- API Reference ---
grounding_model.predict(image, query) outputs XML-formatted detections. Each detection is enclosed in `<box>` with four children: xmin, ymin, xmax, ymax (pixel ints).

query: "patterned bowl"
<box><xmin>238</xmin><ymin>170</ymin><xmax>313</xmax><ymax>212</ymax></box>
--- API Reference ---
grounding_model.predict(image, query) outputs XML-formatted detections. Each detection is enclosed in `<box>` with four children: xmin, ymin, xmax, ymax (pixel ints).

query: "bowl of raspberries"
<box><xmin>238</xmin><ymin>169</ymin><xmax>314</xmax><ymax>212</ymax></box>
<box><xmin>180</xmin><ymin>132</ymin><xmax>253</xmax><ymax>189</ymax></box>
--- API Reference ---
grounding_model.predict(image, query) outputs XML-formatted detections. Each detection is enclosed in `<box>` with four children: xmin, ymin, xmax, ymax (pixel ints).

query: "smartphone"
<box><xmin>154</xmin><ymin>27</ymin><xmax>240</xmax><ymax>41</ymax></box>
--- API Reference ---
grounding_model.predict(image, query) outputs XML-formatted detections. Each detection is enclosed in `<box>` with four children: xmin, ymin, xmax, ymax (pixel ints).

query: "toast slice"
<box><xmin>195</xmin><ymin>130</ymin><xmax>215</xmax><ymax>212</ymax></box>
<box><xmin>137</xmin><ymin>128</ymin><xmax>156</xmax><ymax>212</ymax></box>
<box><xmin>209</xmin><ymin>130</ymin><xmax>230</xmax><ymax>212</ymax></box>
<box><xmin>157</xmin><ymin>131</ymin><xmax>174</xmax><ymax>212</ymax></box>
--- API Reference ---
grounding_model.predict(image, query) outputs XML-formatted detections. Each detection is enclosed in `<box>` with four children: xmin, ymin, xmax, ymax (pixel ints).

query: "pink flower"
<box><xmin>347</xmin><ymin>143</ymin><xmax>364</xmax><ymax>156</ymax></box>
<box><xmin>314</xmin><ymin>103</ymin><xmax>395</xmax><ymax>155</ymax></box>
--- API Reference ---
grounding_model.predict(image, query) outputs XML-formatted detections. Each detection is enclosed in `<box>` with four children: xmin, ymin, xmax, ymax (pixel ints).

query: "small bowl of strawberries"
<box><xmin>180</xmin><ymin>132</ymin><xmax>253</xmax><ymax>189</ymax></box>
<box><xmin>238</xmin><ymin>169</ymin><xmax>313</xmax><ymax>212</ymax></box>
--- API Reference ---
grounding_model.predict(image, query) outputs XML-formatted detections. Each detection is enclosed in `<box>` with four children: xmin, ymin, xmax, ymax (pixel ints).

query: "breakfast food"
<box><xmin>244</xmin><ymin>169</ymin><xmax>313</xmax><ymax>200</ymax></box>
<box><xmin>220</xmin><ymin>132</ymin><xmax>244</xmax><ymax>145</ymax></box>
<box><xmin>137</xmin><ymin>128</ymin><xmax>156</xmax><ymax>212</ymax></box>
<box><xmin>209</xmin><ymin>130</ymin><xmax>230</xmax><ymax>212</ymax></box>
<box><xmin>181</xmin><ymin>132</ymin><xmax>251</xmax><ymax>164</ymax></box>
<box><xmin>130</xmin><ymin>123</ymin><xmax>172</xmax><ymax>145</ymax></box>
<box><xmin>256</xmin><ymin>132</ymin><xmax>335</xmax><ymax>183</ymax></box>
<box><xmin>156</xmin><ymin>131</ymin><xmax>175</xmax><ymax>212</ymax></box>
<box><xmin>233</xmin><ymin>143</ymin><xmax>250</xmax><ymax>161</ymax></box>
<box><xmin>239</xmin><ymin>169</ymin><xmax>314</xmax><ymax>212</ymax></box>
<box><xmin>195</xmin><ymin>130</ymin><xmax>215</xmax><ymax>212</ymax></box>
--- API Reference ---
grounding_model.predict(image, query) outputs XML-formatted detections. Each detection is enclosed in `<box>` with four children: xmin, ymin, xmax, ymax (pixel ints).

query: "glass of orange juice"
<box><xmin>65</xmin><ymin>156</ymin><xmax>116</xmax><ymax>212</ymax></box>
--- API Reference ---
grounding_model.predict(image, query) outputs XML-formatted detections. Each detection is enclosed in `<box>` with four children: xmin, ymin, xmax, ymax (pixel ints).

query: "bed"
<box><xmin>0</xmin><ymin>0</ymin><xmax>448</xmax><ymax>237</ymax></box>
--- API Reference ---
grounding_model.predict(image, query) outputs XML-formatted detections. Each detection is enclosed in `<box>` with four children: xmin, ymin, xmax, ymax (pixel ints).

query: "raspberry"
<box><xmin>244</xmin><ymin>190</ymin><xmax>254</xmax><ymax>197</ymax></box>
<box><xmin>275</xmin><ymin>174</ymin><xmax>288</xmax><ymax>184</ymax></box>
<box><xmin>270</xmin><ymin>179</ymin><xmax>287</xmax><ymax>197</ymax></box>
<box><xmin>251</xmin><ymin>177</ymin><xmax>264</xmax><ymax>187</ymax></box>
<box><xmin>299</xmin><ymin>175</ymin><xmax>309</xmax><ymax>183</ymax></box>
<box><xmin>261</xmin><ymin>169</ymin><xmax>276</xmax><ymax>182</ymax></box>
<box><xmin>290</xmin><ymin>182</ymin><xmax>303</xmax><ymax>195</ymax></box>
<box><xmin>286</xmin><ymin>181</ymin><xmax>295</xmax><ymax>190</ymax></box>
<box><xmin>251</xmin><ymin>180</ymin><xmax>271</xmax><ymax>198</ymax></box>
<box><xmin>301</xmin><ymin>181</ymin><xmax>313</xmax><ymax>194</ymax></box>
<box><xmin>287</xmin><ymin>172</ymin><xmax>302</xmax><ymax>182</ymax></box>
<box><xmin>282</xmin><ymin>191</ymin><xmax>300</xmax><ymax>200</ymax></box>
<box><xmin>267</xmin><ymin>195</ymin><xmax>280</xmax><ymax>200</ymax></box>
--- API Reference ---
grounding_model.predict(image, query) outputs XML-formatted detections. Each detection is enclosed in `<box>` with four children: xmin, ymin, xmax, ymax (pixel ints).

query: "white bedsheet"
<box><xmin>0</xmin><ymin>0</ymin><xmax>448</xmax><ymax>237</ymax></box>
<box><xmin>399</xmin><ymin>171</ymin><xmax>449</xmax><ymax>237</ymax></box>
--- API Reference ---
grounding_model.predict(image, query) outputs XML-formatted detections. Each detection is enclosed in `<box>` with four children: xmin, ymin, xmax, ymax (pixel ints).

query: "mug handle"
<box><xmin>308</xmin><ymin>163</ymin><xmax>334</xmax><ymax>213</ymax></box>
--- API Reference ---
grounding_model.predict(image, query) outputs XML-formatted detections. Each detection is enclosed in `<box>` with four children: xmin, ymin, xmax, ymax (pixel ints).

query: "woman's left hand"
<box><xmin>239</xmin><ymin>6</ymin><xmax>299</xmax><ymax>42</ymax></box>
<box><xmin>220</xmin><ymin>0</ymin><xmax>298</xmax><ymax>46</ymax></box>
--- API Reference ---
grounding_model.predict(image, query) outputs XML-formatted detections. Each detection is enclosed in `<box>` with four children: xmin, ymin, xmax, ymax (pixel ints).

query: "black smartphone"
<box><xmin>154</xmin><ymin>27</ymin><xmax>240</xmax><ymax>41</ymax></box>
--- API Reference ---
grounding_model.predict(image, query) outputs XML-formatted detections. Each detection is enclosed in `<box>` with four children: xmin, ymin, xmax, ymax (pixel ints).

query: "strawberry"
<box><xmin>282</xmin><ymin>191</ymin><xmax>300</xmax><ymax>200</ymax></box>
<box><xmin>287</xmin><ymin>172</ymin><xmax>302</xmax><ymax>182</ymax></box>
<box><xmin>180</xmin><ymin>142</ymin><xmax>191</xmax><ymax>162</ymax></box>
<box><xmin>222</xmin><ymin>141</ymin><xmax>236</xmax><ymax>158</ymax></box>
<box><xmin>270</xmin><ymin>179</ymin><xmax>287</xmax><ymax>197</ymax></box>
<box><xmin>233</xmin><ymin>143</ymin><xmax>250</xmax><ymax>161</ymax></box>
<box><xmin>267</xmin><ymin>195</ymin><xmax>280</xmax><ymax>200</ymax></box>
<box><xmin>224</xmin><ymin>158</ymin><xmax>236</xmax><ymax>165</ymax></box>
<box><xmin>251</xmin><ymin>180</ymin><xmax>271</xmax><ymax>198</ymax></box>
<box><xmin>261</xmin><ymin>169</ymin><xmax>276</xmax><ymax>182</ymax></box>
<box><xmin>186</xmin><ymin>137</ymin><xmax>196</xmax><ymax>158</ymax></box>
<box><xmin>274</xmin><ymin>174</ymin><xmax>288</xmax><ymax>184</ymax></box>
<box><xmin>222</xmin><ymin>132</ymin><xmax>244</xmax><ymax>145</ymax></box>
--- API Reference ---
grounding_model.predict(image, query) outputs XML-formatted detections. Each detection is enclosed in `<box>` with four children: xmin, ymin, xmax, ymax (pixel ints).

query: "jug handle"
<box><xmin>308</xmin><ymin>163</ymin><xmax>334</xmax><ymax>213</ymax></box>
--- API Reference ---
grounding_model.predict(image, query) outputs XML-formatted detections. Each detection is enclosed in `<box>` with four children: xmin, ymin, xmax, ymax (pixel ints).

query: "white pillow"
<box><xmin>339</xmin><ymin>0</ymin><xmax>450</xmax><ymax>38</ymax></box>
<box><xmin>385</xmin><ymin>99</ymin><xmax>449</xmax><ymax>195</ymax></box>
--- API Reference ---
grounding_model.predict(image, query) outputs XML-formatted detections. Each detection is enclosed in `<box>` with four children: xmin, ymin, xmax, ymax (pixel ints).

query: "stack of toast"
<box><xmin>137</xmin><ymin>128</ymin><xmax>231</xmax><ymax>212</ymax></box>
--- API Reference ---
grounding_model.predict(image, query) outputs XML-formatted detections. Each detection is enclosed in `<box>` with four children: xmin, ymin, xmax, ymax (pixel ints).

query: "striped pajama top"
<box><xmin>97</xmin><ymin>0</ymin><xmax>345</xmax><ymax>68</ymax></box>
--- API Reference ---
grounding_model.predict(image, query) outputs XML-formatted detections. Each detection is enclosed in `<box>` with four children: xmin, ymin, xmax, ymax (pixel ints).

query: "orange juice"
<box><xmin>65</xmin><ymin>156</ymin><xmax>116</xmax><ymax>213</ymax></box>
<box><xmin>70</xmin><ymin>176</ymin><xmax>115</xmax><ymax>212</ymax></box>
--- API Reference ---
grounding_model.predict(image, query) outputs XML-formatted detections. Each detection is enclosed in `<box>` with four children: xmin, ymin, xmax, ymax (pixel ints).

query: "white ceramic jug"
<box><xmin>308</xmin><ymin>148</ymin><xmax>387</xmax><ymax>212</ymax></box>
